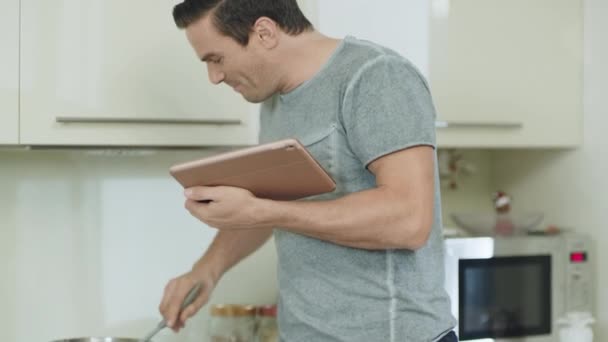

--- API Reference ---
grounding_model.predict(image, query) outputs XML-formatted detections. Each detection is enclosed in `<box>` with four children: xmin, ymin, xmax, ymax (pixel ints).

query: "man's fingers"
<box><xmin>185</xmin><ymin>186</ymin><xmax>217</xmax><ymax>201</ymax></box>
<box><xmin>164</xmin><ymin>287</ymin><xmax>188</xmax><ymax>329</ymax></box>
<box><xmin>179</xmin><ymin>289</ymin><xmax>209</xmax><ymax>324</ymax></box>
<box><xmin>159</xmin><ymin>280</ymin><xmax>176</xmax><ymax>322</ymax></box>
<box><xmin>159</xmin><ymin>273</ymin><xmax>216</xmax><ymax>334</ymax></box>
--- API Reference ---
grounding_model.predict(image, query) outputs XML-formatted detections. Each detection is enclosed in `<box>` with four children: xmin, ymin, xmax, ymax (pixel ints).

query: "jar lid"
<box><xmin>210</xmin><ymin>304</ymin><xmax>256</xmax><ymax>317</ymax></box>
<box><xmin>257</xmin><ymin>305</ymin><xmax>277</xmax><ymax>317</ymax></box>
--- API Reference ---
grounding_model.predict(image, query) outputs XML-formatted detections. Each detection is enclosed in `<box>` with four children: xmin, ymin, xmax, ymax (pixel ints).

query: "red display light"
<box><xmin>570</xmin><ymin>252</ymin><xmax>587</xmax><ymax>263</ymax></box>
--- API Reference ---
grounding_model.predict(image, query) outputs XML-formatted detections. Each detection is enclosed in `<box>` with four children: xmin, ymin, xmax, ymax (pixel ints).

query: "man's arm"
<box><xmin>185</xmin><ymin>145</ymin><xmax>435</xmax><ymax>251</ymax></box>
<box><xmin>193</xmin><ymin>228</ymin><xmax>274</xmax><ymax>282</ymax></box>
<box><xmin>260</xmin><ymin>145</ymin><xmax>435</xmax><ymax>250</ymax></box>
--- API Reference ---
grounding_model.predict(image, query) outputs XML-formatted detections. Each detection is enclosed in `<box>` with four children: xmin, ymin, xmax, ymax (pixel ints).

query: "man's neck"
<box><xmin>277</xmin><ymin>31</ymin><xmax>341</xmax><ymax>94</ymax></box>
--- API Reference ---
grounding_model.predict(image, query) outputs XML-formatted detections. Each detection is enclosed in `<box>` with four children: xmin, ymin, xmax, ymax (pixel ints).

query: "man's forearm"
<box><xmin>192</xmin><ymin>229</ymin><xmax>274</xmax><ymax>282</ymax></box>
<box><xmin>260</xmin><ymin>186</ymin><xmax>431</xmax><ymax>250</ymax></box>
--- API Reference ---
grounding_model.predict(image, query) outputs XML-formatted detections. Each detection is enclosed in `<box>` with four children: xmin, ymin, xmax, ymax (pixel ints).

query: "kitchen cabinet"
<box><xmin>19</xmin><ymin>0</ymin><xmax>256</xmax><ymax>146</ymax></box>
<box><xmin>430</xmin><ymin>0</ymin><xmax>583</xmax><ymax>148</ymax></box>
<box><xmin>0</xmin><ymin>0</ymin><xmax>19</xmax><ymax>145</ymax></box>
<box><xmin>316</xmin><ymin>0</ymin><xmax>583</xmax><ymax>148</ymax></box>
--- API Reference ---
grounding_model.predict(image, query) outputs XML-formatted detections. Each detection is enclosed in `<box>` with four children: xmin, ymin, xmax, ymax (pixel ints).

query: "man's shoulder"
<box><xmin>338</xmin><ymin>36</ymin><xmax>423</xmax><ymax>85</ymax></box>
<box><xmin>340</xmin><ymin>36</ymin><xmax>407</xmax><ymax>65</ymax></box>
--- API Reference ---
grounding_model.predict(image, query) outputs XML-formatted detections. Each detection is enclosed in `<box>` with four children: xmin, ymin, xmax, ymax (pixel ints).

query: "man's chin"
<box><xmin>241</xmin><ymin>93</ymin><xmax>270</xmax><ymax>104</ymax></box>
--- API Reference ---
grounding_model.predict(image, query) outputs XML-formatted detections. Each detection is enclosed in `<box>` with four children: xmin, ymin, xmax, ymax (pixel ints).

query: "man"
<box><xmin>159</xmin><ymin>0</ymin><xmax>457</xmax><ymax>341</ymax></box>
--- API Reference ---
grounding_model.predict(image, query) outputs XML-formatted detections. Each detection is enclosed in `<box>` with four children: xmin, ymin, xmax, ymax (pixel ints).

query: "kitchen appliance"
<box><xmin>444</xmin><ymin>233</ymin><xmax>593</xmax><ymax>341</ymax></box>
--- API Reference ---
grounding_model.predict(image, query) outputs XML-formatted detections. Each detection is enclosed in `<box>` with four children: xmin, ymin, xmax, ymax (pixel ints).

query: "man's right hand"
<box><xmin>158</xmin><ymin>229</ymin><xmax>273</xmax><ymax>332</ymax></box>
<box><xmin>159</xmin><ymin>270</ymin><xmax>216</xmax><ymax>332</ymax></box>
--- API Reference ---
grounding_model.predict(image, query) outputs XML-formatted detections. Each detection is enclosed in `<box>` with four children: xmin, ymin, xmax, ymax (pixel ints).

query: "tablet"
<box><xmin>169</xmin><ymin>138</ymin><xmax>336</xmax><ymax>201</ymax></box>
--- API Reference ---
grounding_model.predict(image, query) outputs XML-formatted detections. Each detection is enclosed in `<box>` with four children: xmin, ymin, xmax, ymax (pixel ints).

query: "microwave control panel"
<box><xmin>565</xmin><ymin>235</ymin><xmax>592</xmax><ymax>312</ymax></box>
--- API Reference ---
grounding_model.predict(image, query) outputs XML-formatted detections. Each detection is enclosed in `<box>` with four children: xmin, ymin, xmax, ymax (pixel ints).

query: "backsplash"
<box><xmin>0</xmin><ymin>148</ymin><xmax>492</xmax><ymax>341</ymax></box>
<box><xmin>438</xmin><ymin>149</ymin><xmax>496</xmax><ymax>228</ymax></box>
<box><xmin>0</xmin><ymin>149</ymin><xmax>278</xmax><ymax>342</ymax></box>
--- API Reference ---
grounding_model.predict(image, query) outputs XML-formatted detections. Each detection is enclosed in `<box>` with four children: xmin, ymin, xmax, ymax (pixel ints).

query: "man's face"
<box><xmin>185</xmin><ymin>15</ymin><xmax>277</xmax><ymax>103</ymax></box>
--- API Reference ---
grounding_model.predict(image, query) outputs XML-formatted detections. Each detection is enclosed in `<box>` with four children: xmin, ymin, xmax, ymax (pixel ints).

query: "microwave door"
<box><xmin>445</xmin><ymin>237</ymin><xmax>555</xmax><ymax>342</ymax></box>
<box><xmin>458</xmin><ymin>255</ymin><xmax>552</xmax><ymax>340</ymax></box>
<box><xmin>445</xmin><ymin>238</ymin><xmax>496</xmax><ymax>339</ymax></box>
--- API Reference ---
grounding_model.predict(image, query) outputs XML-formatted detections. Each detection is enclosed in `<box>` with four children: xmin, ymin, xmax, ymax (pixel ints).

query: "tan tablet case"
<box><xmin>169</xmin><ymin>139</ymin><xmax>336</xmax><ymax>201</ymax></box>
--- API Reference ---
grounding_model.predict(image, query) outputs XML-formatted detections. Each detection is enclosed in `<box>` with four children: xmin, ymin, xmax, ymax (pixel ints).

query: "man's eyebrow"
<box><xmin>200</xmin><ymin>53</ymin><xmax>218</xmax><ymax>62</ymax></box>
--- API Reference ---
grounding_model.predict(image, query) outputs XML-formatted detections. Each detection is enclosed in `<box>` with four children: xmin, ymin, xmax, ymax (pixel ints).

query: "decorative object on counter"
<box><xmin>557</xmin><ymin>311</ymin><xmax>595</xmax><ymax>342</ymax></box>
<box><xmin>450</xmin><ymin>191</ymin><xmax>544</xmax><ymax>236</ymax></box>
<box><xmin>256</xmin><ymin>305</ymin><xmax>278</xmax><ymax>342</ymax></box>
<box><xmin>208</xmin><ymin>304</ymin><xmax>257</xmax><ymax>342</ymax></box>
<box><xmin>437</xmin><ymin>149</ymin><xmax>476</xmax><ymax>190</ymax></box>
<box><xmin>492</xmin><ymin>191</ymin><xmax>515</xmax><ymax>235</ymax></box>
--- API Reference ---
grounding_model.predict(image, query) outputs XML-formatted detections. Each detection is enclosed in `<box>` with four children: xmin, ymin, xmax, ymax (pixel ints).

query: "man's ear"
<box><xmin>251</xmin><ymin>17</ymin><xmax>279</xmax><ymax>49</ymax></box>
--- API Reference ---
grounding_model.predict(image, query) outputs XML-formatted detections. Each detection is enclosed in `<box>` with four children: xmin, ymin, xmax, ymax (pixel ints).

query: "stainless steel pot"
<box><xmin>51</xmin><ymin>338</ymin><xmax>143</xmax><ymax>342</ymax></box>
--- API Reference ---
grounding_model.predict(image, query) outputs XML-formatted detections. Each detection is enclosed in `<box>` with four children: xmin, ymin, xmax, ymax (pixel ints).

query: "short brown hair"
<box><xmin>173</xmin><ymin>0</ymin><xmax>313</xmax><ymax>46</ymax></box>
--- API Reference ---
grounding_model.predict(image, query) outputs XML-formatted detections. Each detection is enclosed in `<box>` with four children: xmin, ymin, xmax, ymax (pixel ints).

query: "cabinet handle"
<box><xmin>435</xmin><ymin>121</ymin><xmax>523</xmax><ymax>129</ymax></box>
<box><xmin>56</xmin><ymin>116</ymin><xmax>243</xmax><ymax>125</ymax></box>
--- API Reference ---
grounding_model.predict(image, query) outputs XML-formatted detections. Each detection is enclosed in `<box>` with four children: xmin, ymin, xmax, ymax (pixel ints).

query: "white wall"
<box><xmin>0</xmin><ymin>149</ymin><xmax>278</xmax><ymax>342</ymax></box>
<box><xmin>317</xmin><ymin>0</ymin><xmax>429</xmax><ymax>76</ymax></box>
<box><xmin>491</xmin><ymin>0</ymin><xmax>608</xmax><ymax>338</ymax></box>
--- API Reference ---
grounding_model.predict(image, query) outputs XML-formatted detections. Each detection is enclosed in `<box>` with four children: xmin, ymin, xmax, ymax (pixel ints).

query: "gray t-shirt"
<box><xmin>259</xmin><ymin>36</ymin><xmax>456</xmax><ymax>342</ymax></box>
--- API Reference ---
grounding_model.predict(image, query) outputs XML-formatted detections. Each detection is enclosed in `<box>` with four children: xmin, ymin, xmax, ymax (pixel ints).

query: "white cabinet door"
<box><xmin>20</xmin><ymin>0</ymin><xmax>256</xmax><ymax>146</ymax></box>
<box><xmin>316</xmin><ymin>0</ymin><xmax>582</xmax><ymax>148</ymax></box>
<box><xmin>0</xmin><ymin>0</ymin><xmax>19</xmax><ymax>145</ymax></box>
<box><xmin>430</xmin><ymin>0</ymin><xmax>583</xmax><ymax>147</ymax></box>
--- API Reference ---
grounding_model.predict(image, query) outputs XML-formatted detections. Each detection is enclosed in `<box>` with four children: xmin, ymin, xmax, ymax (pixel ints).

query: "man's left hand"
<box><xmin>184</xmin><ymin>186</ymin><xmax>271</xmax><ymax>230</ymax></box>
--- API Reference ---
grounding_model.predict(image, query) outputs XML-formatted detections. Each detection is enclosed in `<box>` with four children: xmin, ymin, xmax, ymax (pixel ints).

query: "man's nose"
<box><xmin>207</xmin><ymin>65</ymin><xmax>225</xmax><ymax>85</ymax></box>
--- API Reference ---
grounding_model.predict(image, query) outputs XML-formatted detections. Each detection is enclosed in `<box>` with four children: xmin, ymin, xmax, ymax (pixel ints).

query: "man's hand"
<box><xmin>159</xmin><ymin>270</ymin><xmax>216</xmax><ymax>332</ymax></box>
<box><xmin>184</xmin><ymin>186</ymin><xmax>271</xmax><ymax>230</ymax></box>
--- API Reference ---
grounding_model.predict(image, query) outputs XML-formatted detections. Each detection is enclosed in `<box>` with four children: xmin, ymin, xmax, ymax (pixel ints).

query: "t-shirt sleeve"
<box><xmin>341</xmin><ymin>55</ymin><xmax>437</xmax><ymax>167</ymax></box>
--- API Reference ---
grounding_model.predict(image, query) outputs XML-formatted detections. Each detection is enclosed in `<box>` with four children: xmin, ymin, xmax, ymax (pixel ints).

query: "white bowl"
<box><xmin>450</xmin><ymin>211</ymin><xmax>544</xmax><ymax>236</ymax></box>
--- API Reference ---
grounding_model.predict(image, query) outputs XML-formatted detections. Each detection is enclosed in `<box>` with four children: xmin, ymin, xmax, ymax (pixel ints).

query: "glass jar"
<box><xmin>208</xmin><ymin>304</ymin><xmax>257</xmax><ymax>342</ymax></box>
<box><xmin>256</xmin><ymin>305</ymin><xmax>278</xmax><ymax>342</ymax></box>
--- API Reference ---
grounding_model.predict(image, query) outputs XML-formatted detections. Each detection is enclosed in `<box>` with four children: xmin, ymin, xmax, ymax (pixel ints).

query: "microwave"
<box><xmin>444</xmin><ymin>233</ymin><xmax>593</xmax><ymax>341</ymax></box>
